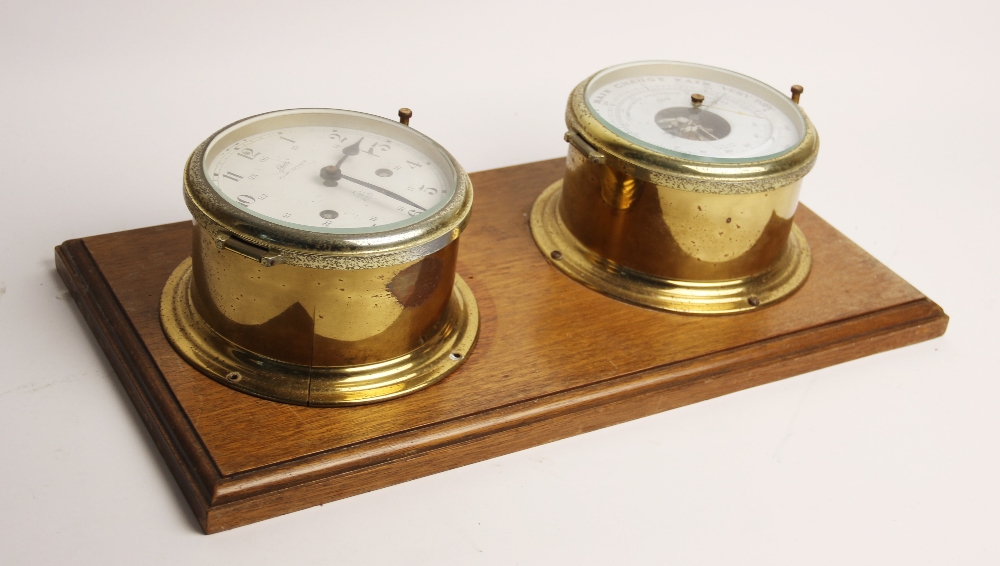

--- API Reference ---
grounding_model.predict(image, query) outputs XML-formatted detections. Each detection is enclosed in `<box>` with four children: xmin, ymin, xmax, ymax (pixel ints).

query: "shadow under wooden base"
<box><xmin>55</xmin><ymin>158</ymin><xmax>947</xmax><ymax>533</ymax></box>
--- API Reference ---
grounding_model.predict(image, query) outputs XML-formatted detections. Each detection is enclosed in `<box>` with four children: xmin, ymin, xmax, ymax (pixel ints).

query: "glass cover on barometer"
<box><xmin>203</xmin><ymin>109</ymin><xmax>457</xmax><ymax>234</ymax></box>
<box><xmin>585</xmin><ymin>61</ymin><xmax>806</xmax><ymax>163</ymax></box>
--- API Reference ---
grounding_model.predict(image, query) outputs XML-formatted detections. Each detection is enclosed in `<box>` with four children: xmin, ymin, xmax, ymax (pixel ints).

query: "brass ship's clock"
<box><xmin>531</xmin><ymin>61</ymin><xmax>820</xmax><ymax>314</ymax></box>
<box><xmin>160</xmin><ymin>108</ymin><xmax>479</xmax><ymax>406</ymax></box>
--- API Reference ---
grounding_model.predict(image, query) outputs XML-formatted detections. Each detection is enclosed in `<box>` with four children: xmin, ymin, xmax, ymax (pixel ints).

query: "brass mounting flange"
<box><xmin>160</xmin><ymin>258</ymin><xmax>480</xmax><ymax>406</ymax></box>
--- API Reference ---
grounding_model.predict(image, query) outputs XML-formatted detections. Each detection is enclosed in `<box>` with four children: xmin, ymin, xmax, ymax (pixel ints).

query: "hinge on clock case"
<box><xmin>214</xmin><ymin>233</ymin><xmax>284</xmax><ymax>267</ymax></box>
<box><xmin>564</xmin><ymin>131</ymin><xmax>606</xmax><ymax>165</ymax></box>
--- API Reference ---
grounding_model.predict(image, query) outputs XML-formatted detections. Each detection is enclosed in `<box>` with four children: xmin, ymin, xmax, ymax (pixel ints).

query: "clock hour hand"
<box><xmin>340</xmin><ymin>174</ymin><xmax>426</xmax><ymax>212</ymax></box>
<box><xmin>334</xmin><ymin>137</ymin><xmax>363</xmax><ymax>167</ymax></box>
<box><xmin>339</xmin><ymin>137</ymin><xmax>362</xmax><ymax>161</ymax></box>
<box><xmin>320</xmin><ymin>137</ymin><xmax>365</xmax><ymax>186</ymax></box>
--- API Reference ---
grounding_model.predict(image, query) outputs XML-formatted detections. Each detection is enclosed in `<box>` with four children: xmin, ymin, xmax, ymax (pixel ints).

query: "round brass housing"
<box><xmin>531</xmin><ymin>62</ymin><xmax>820</xmax><ymax>314</ymax></box>
<box><xmin>160</xmin><ymin>109</ymin><xmax>479</xmax><ymax>406</ymax></box>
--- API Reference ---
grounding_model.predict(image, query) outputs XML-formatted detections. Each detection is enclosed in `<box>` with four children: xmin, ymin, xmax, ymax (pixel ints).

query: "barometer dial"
<box><xmin>585</xmin><ymin>61</ymin><xmax>806</xmax><ymax>162</ymax></box>
<box><xmin>202</xmin><ymin>110</ymin><xmax>456</xmax><ymax>234</ymax></box>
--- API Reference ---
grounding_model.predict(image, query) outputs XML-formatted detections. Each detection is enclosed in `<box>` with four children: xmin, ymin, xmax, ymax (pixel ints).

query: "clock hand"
<box><xmin>320</xmin><ymin>137</ymin><xmax>365</xmax><ymax>186</ymax></box>
<box><xmin>337</xmin><ymin>137</ymin><xmax>363</xmax><ymax>166</ymax></box>
<box><xmin>340</xmin><ymin>174</ymin><xmax>427</xmax><ymax>212</ymax></box>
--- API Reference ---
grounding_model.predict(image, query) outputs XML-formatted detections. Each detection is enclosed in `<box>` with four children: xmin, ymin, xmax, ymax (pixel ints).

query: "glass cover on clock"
<box><xmin>585</xmin><ymin>61</ymin><xmax>806</xmax><ymax>163</ymax></box>
<box><xmin>203</xmin><ymin>109</ymin><xmax>458</xmax><ymax>234</ymax></box>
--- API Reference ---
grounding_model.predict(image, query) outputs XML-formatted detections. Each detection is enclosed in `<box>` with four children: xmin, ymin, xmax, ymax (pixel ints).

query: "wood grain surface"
<box><xmin>55</xmin><ymin>158</ymin><xmax>948</xmax><ymax>533</ymax></box>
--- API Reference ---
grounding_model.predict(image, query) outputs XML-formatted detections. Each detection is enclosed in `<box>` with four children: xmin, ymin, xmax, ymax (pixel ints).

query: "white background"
<box><xmin>1</xmin><ymin>1</ymin><xmax>997</xmax><ymax>563</ymax></box>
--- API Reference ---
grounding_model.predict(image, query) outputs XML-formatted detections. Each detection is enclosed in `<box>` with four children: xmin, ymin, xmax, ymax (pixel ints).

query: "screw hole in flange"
<box><xmin>747</xmin><ymin>296</ymin><xmax>761</xmax><ymax>307</ymax></box>
<box><xmin>226</xmin><ymin>372</ymin><xmax>242</xmax><ymax>382</ymax></box>
<box><xmin>550</xmin><ymin>250</ymin><xmax>563</xmax><ymax>260</ymax></box>
<box><xmin>449</xmin><ymin>352</ymin><xmax>463</xmax><ymax>361</ymax></box>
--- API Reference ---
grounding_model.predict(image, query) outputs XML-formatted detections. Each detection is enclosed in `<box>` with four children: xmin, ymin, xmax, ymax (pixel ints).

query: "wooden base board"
<box><xmin>55</xmin><ymin>158</ymin><xmax>948</xmax><ymax>534</ymax></box>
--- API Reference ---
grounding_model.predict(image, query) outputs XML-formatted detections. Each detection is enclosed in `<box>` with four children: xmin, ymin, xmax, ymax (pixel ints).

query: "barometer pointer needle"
<box><xmin>697</xmin><ymin>126</ymin><xmax>719</xmax><ymax>141</ymax></box>
<box><xmin>704</xmin><ymin>93</ymin><xmax>727</xmax><ymax>110</ymax></box>
<box><xmin>340</xmin><ymin>174</ymin><xmax>426</xmax><ymax>212</ymax></box>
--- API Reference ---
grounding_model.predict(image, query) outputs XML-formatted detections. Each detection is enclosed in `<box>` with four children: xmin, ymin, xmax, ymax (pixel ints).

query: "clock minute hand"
<box><xmin>340</xmin><ymin>174</ymin><xmax>427</xmax><ymax>212</ymax></box>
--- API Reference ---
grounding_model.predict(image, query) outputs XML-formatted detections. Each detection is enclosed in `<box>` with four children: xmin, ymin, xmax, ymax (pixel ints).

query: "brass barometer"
<box><xmin>531</xmin><ymin>61</ymin><xmax>819</xmax><ymax>313</ymax></box>
<box><xmin>160</xmin><ymin>108</ymin><xmax>478</xmax><ymax>406</ymax></box>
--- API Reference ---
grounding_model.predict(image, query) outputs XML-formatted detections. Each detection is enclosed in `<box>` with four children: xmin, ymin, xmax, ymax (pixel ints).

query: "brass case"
<box><xmin>160</xmin><ymin>109</ymin><xmax>479</xmax><ymax>406</ymax></box>
<box><xmin>531</xmin><ymin>70</ymin><xmax>820</xmax><ymax>314</ymax></box>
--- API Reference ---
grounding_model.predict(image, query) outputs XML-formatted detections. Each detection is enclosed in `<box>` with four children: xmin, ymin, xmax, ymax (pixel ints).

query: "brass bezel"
<box><xmin>185</xmin><ymin>108</ymin><xmax>474</xmax><ymax>270</ymax></box>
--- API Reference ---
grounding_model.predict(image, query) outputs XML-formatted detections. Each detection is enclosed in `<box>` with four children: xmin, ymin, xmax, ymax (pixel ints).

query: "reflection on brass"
<box><xmin>398</xmin><ymin>107</ymin><xmax>412</xmax><ymax>126</ymax></box>
<box><xmin>531</xmin><ymin>180</ymin><xmax>811</xmax><ymax>314</ymax></box>
<box><xmin>161</xmin><ymin>221</ymin><xmax>479</xmax><ymax>405</ymax></box>
<box><xmin>560</xmin><ymin>147</ymin><xmax>801</xmax><ymax>281</ymax></box>
<box><xmin>189</xmin><ymin>223</ymin><xmax>459</xmax><ymax>366</ymax></box>
<box><xmin>600</xmin><ymin>166</ymin><xmax>640</xmax><ymax>210</ymax></box>
<box><xmin>791</xmin><ymin>85</ymin><xmax>803</xmax><ymax>104</ymax></box>
<box><xmin>161</xmin><ymin>257</ymin><xmax>479</xmax><ymax>406</ymax></box>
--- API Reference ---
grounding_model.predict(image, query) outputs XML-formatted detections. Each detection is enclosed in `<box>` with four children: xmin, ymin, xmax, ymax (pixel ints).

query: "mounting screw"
<box><xmin>691</xmin><ymin>93</ymin><xmax>705</xmax><ymax>106</ymax></box>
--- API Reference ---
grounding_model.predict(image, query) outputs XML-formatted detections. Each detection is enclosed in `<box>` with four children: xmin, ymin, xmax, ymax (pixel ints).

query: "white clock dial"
<box><xmin>204</xmin><ymin>119</ymin><xmax>454</xmax><ymax>233</ymax></box>
<box><xmin>585</xmin><ymin>61</ymin><xmax>806</xmax><ymax>162</ymax></box>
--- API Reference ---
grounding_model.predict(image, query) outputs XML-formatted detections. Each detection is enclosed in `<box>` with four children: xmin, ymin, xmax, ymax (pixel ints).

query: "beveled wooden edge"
<box><xmin>55</xmin><ymin>237</ymin><xmax>219</xmax><ymax>532</ymax></box>
<box><xmin>200</xmin><ymin>297</ymin><xmax>946</xmax><ymax>532</ymax></box>
<box><xmin>57</xmin><ymin>227</ymin><xmax>948</xmax><ymax>533</ymax></box>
